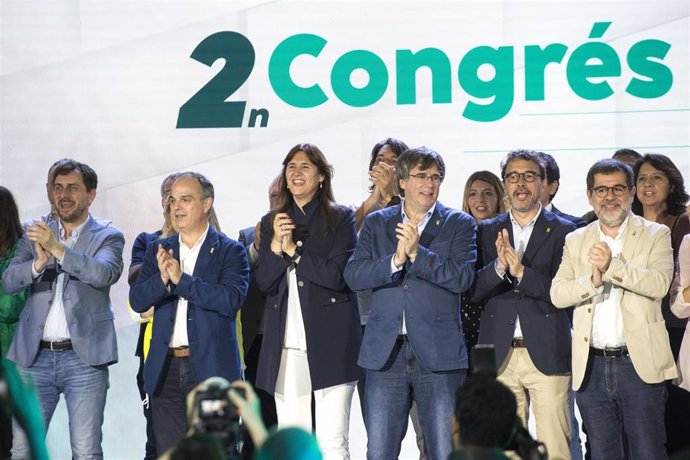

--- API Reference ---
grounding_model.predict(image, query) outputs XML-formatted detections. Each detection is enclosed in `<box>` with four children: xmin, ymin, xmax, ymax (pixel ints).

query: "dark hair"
<box><xmin>274</xmin><ymin>143</ymin><xmax>337</xmax><ymax>232</ymax></box>
<box><xmin>396</xmin><ymin>146</ymin><xmax>446</xmax><ymax>197</ymax></box>
<box><xmin>632</xmin><ymin>153</ymin><xmax>689</xmax><ymax>216</ymax></box>
<box><xmin>256</xmin><ymin>427</ymin><xmax>322</xmax><ymax>460</ymax></box>
<box><xmin>367</xmin><ymin>138</ymin><xmax>409</xmax><ymax>171</ymax></box>
<box><xmin>539</xmin><ymin>152</ymin><xmax>560</xmax><ymax>200</ymax></box>
<box><xmin>500</xmin><ymin>149</ymin><xmax>546</xmax><ymax>180</ymax></box>
<box><xmin>586</xmin><ymin>159</ymin><xmax>634</xmax><ymax>190</ymax></box>
<box><xmin>46</xmin><ymin>158</ymin><xmax>75</xmax><ymax>184</ymax></box>
<box><xmin>52</xmin><ymin>160</ymin><xmax>98</xmax><ymax>191</ymax></box>
<box><xmin>169</xmin><ymin>433</ymin><xmax>224</xmax><ymax>460</ymax></box>
<box><xmin>455</xmin><ymin>377</ymin><xmax>517</xmax><ymax>448</ymax></box>
<box><xmin>0</xmin><ymin>187</ymin><xmax>23</xmax><ymax>257</ymax></box>
<box><xmin>612</xmin><ymin>148</ymin><xmax>642</xmax><ymax>162</ymax></box>
<box><xmin>461</xmin><ymin>171</ymin><xmax>506</xmax><ymax>217</ymax></box>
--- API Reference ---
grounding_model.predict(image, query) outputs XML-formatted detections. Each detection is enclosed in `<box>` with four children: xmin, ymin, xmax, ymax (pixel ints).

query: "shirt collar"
<box><xmin>598</xmin><ymin>214</ymin><xmax>629</xmax><ymax>242</ymax></box>
<box><xmin>58</xmin><ymin>215</ymin><xmax>90</xmax><ymax>241</ymax></box>
<box><xmin>401</xmin><ymin>200</ymin><xmax>436</xmax><ymax>223</ymax></box>
<box><xmin>509</xmin><ymin>203</ymin><xmax>542</xmax><ymax>229</ymax></box>
<box><xmin>179</xmin><ymin>223</ymin><xmax>210</xmax><ymax>250</ymax></box>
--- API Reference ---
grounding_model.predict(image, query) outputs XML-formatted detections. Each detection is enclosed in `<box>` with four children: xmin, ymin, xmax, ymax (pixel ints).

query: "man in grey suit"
<box><xmin>3</xmin><ymin>159</ymin><xmax>124</xmax><ymax>459</ymax></box>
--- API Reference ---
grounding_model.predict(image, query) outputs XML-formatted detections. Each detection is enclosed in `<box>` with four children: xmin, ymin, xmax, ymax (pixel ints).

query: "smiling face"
<box><xmin>53</xmin><ymin>171</ymin><xmax>95</xmax><ymax>225</ymax></box>
<box><xmin>169</xmin><ymin>176</ymin><xmax>212</xmax><ymax>235</ymax></box>
<box><xmin>286</xmin><ymin>151</ymin><xmax>324</xmax><ymax>207</ymax></box>
<box><xmin>399</xmin><ymin>163</ymin><xmax>441</xmax><ymax>215</ymax></box>
<box><xmin>636</xmin><ymin>161</ymin><xmax>671</xmax><ymax>211</ymax></box>
<box><xmin>503</xmin><ymin>159</ymin><xmax>545</xmax><ymax>215</ymax></box>
<box><xmin>467</xmin><ymin>179</ymin><xmax>500</xmax><ymax>223</ymax></box>
<box><xmin>589</xmin><ymin>171</ymin><xmax>635</xmax><ymax>230</ymax></box>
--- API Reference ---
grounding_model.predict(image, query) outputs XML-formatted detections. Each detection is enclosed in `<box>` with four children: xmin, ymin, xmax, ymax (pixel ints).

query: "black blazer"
<box><xmin>255</xmin><ymin>200</ymin><xmax>362</xmax><ymax>394</ymax></box>
<box><xmin>471</xmin><ymin>209</ymin><xmax>575</xmax><ymax>375</ymax></box>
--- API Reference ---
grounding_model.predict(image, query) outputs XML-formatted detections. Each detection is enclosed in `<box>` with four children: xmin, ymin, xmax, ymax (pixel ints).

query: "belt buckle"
<box><xmin>50</xmin><ymin>341</ymin><xmax>56</xmax><ymax>351</ymax></box>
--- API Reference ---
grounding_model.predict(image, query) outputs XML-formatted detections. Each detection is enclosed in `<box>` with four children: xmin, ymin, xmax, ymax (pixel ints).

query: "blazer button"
<box><xmin>273</xmin><ymin>304</ymin><xmax>278</xmax><ymax>309</ymax></box>
<box><xmin>296</xmin><ymin>241</ymin><xmax>303</xmax><ymax>247</ymax></box>
<box><xmin>331</xmin><ymin>298</ymin><xmax>336</xmax><ymax>303</ymax></box>
<box><xmin>584</xmin><ymin>337</ymin><xmax>588</xmax><ymax>342</ymax></box>
<box><xmin>298</xmin><ymin>281</ymin><xmax>304</xmax><ymax>287</ymax></box>
<box><xmin>587</xmin><ymin>308</ymin><xmax>592</xmax><ymax>313</ymax></box>
<box><xmin>403</xmin><ymin>285</ymin><xmax>408</xmax><ymax>290</ymax></box>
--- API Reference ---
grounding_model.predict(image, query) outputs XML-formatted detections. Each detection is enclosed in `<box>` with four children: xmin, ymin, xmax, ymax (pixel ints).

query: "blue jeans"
<box><xmin>18</xmin><ymin>349</ymin><xmax>109</xmax><ymax>460</ymax></box>
<box><xmin>576</xmin><ymin>354</ymin><xmax>667</xmax><ymax>460</ymax></box>
<box><xmin>364</xmin><ymin>338</ymin><xmax>465</xmax><ymax>460</ymax></box>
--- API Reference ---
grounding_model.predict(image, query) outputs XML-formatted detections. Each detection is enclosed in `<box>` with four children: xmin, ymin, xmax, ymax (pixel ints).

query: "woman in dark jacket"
<box><xmin>255</xmin><ymin>143</ymin><xmax>361</xmax><ymax>460</ymax></box>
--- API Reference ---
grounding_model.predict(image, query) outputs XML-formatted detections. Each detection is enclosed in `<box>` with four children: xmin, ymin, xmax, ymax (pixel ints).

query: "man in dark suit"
<box><xmin>471</xmin><ymin>149</ymin><xmax>575</xmax><ymax>460</ymax></box>
<box><xmin>130</xmin><ymin>172</ymin><xmax>249</xmax><ymax>454</ymax></box>
<box><xmin>345</xmin><ymin>146</ymin><xmax>476</xmax><ymax>460</ymax></box>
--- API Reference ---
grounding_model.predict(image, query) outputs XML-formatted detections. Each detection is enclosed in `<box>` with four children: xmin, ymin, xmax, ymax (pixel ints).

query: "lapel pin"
<box><xmin>546</xmin><ymin>227</ymin><xmax>551</xmax><ymax>233</ymax></box>
<box><xmin>210</xmin><ymin>247</ymin><xmax>215</xmax><ymax>254</ymax></box>
<box><xmin>435</xmin><ymin>220</ymin><xmax>440</xmax><ymax>226</ymax></box>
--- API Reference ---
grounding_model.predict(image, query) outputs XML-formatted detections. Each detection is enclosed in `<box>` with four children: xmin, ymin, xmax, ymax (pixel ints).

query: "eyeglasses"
<box><xmin>590</xmin><ymin>185</ymin><xmax>632</xmax><ymax>198</ymax></box>
<box><xmin>503</xmin><ymin>171</ymin><xmax>542</xmax><ymax>183</ymax></box>
<box><xmin>409</xmin><ymin>173</ymin><xmax>443</xmax><ymax>184</ymax></box>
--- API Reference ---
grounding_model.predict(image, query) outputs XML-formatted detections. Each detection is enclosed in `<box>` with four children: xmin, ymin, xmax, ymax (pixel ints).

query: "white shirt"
<box><xmin>391</xmin><ymin>200</ymin><xmax>436</xmax><ymax>334</ymax></box>
<box><xmin>504</xmin><ymin>204</ymin><xmax>542</xmax><ymax>339</ymax></box>
<box><xmin>170</xmin><ymin>225</ymin><xmax>209</xmax><ymax>348</ymax></box>
<box><xmin>591</xmin><ymin>217</ymin><xmax>629</xmax><ymax>348</ymax></box>
<box><xmin>33</xmin><ymin>218</ymin><xmax>89</xmax><ymax>341</ymax></box>
<box><xmin>284</xmin><ymin>266</ymin><xmax>308</xmax><ymax>350</ymax></box>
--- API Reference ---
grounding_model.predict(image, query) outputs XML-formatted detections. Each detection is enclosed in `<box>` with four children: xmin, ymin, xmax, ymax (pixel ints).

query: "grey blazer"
<box><xmin>2</xmin><ymin>215</ymin><xmax>124</xmax><ymax>367</ymax></box>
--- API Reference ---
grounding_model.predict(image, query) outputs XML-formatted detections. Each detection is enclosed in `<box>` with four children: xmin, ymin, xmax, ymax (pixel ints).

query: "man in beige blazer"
<box><xmin>551</xmin><ymin>158</ymin><xmax>677</xmax><ymax>460</ymax></box>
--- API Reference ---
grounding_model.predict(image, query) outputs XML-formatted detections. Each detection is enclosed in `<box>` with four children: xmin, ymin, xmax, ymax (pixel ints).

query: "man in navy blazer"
<box><xmin>471</xmin><ymin>150</ymin><xmax>575</xmax><ymax>460</ymax></box>
<box><xmin>345</xmin><ymin>147</ymin><xmax>476</xmax><ymax>460</ymax></box>
<box><xmin>3</xmin><ymin>160</ymin><xmax>124</xmax><ymax>459</ymax></box>
<box><xmin>130</xmin><ymin>172</ymin><xmax>249</xmax><ymax>454</ymax></box>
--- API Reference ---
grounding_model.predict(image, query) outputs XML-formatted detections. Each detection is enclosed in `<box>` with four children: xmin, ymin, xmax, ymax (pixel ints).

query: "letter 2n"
<box><xmin>177</xmin><ymin>32</ymin><xmax>255</xmax><ymax>129</ymax></box>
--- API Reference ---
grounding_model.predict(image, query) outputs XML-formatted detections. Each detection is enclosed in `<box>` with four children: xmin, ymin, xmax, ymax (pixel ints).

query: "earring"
<box><xmin>319</xmin><ymin>182</ymin><xmax>323</xmax><ymax>189</ymax></box>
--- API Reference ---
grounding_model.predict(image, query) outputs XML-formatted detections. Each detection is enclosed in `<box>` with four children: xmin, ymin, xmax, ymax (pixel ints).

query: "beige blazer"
<box><xmin>551</xmin><ymin>213</ymin><xmax>678</xmax><ymax>390</ymax></box>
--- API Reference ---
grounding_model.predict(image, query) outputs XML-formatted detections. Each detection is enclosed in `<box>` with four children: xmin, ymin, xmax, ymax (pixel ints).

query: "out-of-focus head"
<box><xmin>256</xmin><ymin>427</ymin><xmax>322</xmax><ymax>460</ymax></box>
<box><xmin>367</xmin><ymin>138</ymin><xmax>408</xmax><ymax>171</ymax></box>
<box><xmin>500</xmin><ymin>149</ymin><xmax>546</xmax><ymax>215</ymax></box>
<box><xmin>537</xmin><ymin>152</ymin><xmax>560</xmax><ymax>205</ymax></box>
<box><xmin>169</xmin><ymin>432</ymin><xmax>225</xmax><ymax>460</ymax></box>
<box><xmin>586</xmin><ymin>159</ymin><xmax>635</xmax><ymax>231</ymax></box>
<box><xmin>632</xmin><ymin>153</ymin><xmax>689</xmax><ymax>217</ymax></box>
<box><xmin>397</xmin><ymin>146</ymin><xmax>445</xmax><ymax>212</ymax></box>
<box><xmin>462</xmin><ymin>171</ymin><xmax>505</xmax><ymax>224</ymax></box>
<box><xmin>278</xmin><ymin>143</ymin><xmax>335</xmax><ymax>210</ymax></box>
<box><xmin>51</xmin><ymin>160</ymin><xmax>98</xmax><ymax>224</ymax></box>
<box><xmin>453</xmin><ymin>377</ymin><xmax>517</xmax><ymax>449</ymax></box>
<box><xmin>161</xmin><ymin>172</ymin><xmax>182</xmax><ymax>209</ymax></box>
<box><xmin>612</xmin><ymin>148</ymin><xmax>642</xmax><ymax>168</ymax></box>
<box><xmin>169</xmin><ymin>172</ymin><xmax>214</xmax><ymax>235</ymax></box>
<box><xmin>268</xmin><ymin>174</ymin><xmax>282</xmax><ymax>211</ymax></box>
<box><xmin>0</xmin><ymin>186</ymin><xmax>23</xmax><ymax>256</ymax></box>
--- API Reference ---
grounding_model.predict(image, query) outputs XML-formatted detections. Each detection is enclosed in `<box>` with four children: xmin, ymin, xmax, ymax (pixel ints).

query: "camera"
<box><xmin>193</xmin><ymin>381</ymin><xmax>245</xmax><ymax>459</ymax></box>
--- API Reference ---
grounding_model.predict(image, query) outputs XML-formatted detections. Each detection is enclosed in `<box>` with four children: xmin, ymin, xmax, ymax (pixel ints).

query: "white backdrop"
<box><xmin>1</xmin><ymin>1</ymin><xmax>689</xmax><ymax>458</ymax></box>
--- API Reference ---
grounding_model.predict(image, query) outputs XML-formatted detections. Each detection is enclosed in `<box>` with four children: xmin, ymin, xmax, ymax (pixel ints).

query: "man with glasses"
<box><xmin>551</xmin><ymin>159</ymin><xmax>677</xmax><ymax>459</ymax></box>
<box><xmin>345</xmin><ymin>146</ymin><xmax>477</xmax><ymax>460</ymax></box>
<box><xmin>471</xmin><ymin>149</ymin><xmax>576</xmax><ymax>460</ymax></box>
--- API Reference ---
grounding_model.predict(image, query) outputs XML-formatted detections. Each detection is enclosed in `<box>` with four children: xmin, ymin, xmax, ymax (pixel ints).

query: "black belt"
<box><xmin>590</xmin><ymin>346</ymin><xmax>629</xmax><ymax>358</ymax></box>
<box><xmin>40</xmin><ymin>340</ymin><xmax>72</xmax><ymax>351</ymax></box>
<box><xmin>511</xmin><ymin>337</ymin><xmax>525</xmax><ymax>348</ymax></box>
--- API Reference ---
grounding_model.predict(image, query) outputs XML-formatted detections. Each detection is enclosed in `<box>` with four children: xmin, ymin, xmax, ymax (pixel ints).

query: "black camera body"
<box><xmin>195</xmin><ymin>382</ymin><xmax>245</xmax><ymax>432</ymax></box>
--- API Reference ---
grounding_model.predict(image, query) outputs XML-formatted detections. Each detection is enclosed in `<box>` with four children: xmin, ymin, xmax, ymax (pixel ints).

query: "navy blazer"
<box><xmin>471</xmin><ymin>209</ymin><xmax>575</xmax><ymax>375</ymax></box>
<box><xmin>255</xmin><ymin>202</ymin><xmax>361</xmax><ymax>394</ymax></box>
<box><xmin>344</xmin><ymin>202</ymin><xmax>477</xmax><ymax>372</ymax></box>
<box><xmin>129</xmin><ymin>226</ymin><xmax>249</xmax><ymax>395</ymax></box>
<box><xmin>551</xmin><ymin>205</ymin><xmax>587</xmax><ymax>229</ymax></box>
<box><xmin>238</xmin><ymin>226</ymin><xmax>266</xmax><ymax>354</ymax></box>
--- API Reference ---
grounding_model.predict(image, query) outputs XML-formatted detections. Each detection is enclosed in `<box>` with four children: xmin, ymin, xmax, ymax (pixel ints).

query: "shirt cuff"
<box><xmin>390</xmin><ymin>256</ymin><xmax>403</xmax><ymax>276</ymax></box>
<box><xmin>494</xmin><ymin>260</ymin><xmax>506</xmax><ymax>279</ymax></box>
<box><xmin>31</xmin><ymin>263</ymin><xmax>44</xmax><ymax>279</ymax></box>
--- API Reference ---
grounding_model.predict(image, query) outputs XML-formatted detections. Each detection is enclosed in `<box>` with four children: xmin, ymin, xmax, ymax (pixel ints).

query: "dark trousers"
<box><xmin>241</xmin><ymin>335</ymin><xmax>277</xmax><ymax>459</ymax></box>
<box><xmin>136</xmin><ymin>356</ymin><xmax>157</xmax><ymax>460</ymax></box>
<box><xmin>0</xmin><ymin>408</ymin><xmax>11</xmax><ymax>459</ymax></box>
<box><xmin>666</xmin><ymin>328</ymin><xmax>690</xmax><ymax>455</ymax></box>
<box><xmin>152</xmin><ymin>356</ymin><xmax>197</xmax><ymax>455</ymax></box>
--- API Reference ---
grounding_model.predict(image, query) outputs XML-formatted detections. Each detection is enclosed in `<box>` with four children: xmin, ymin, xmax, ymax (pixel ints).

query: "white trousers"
<box><xmin>274</xmin><ymin>348</ymin><xmax>357</xmax><ymax>460</ymax></box>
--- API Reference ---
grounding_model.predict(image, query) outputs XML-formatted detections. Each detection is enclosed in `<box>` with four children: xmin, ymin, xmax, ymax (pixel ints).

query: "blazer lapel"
<box><xmin>61</xmin><ymin>216</ymin><xmax>95</xmax><ymax>288</ymax></box>
<box><xmin>191</xmin><ymin>227</ymin><xmax>218</xmax><ymax>278</ymax></box>
<box><xmin>419</xmin><ymin>203</ymin><xmax>446</xmax><ymax>248</ymax></box>
<box><xmin>385</xmin><ymin>206</ymin><xmax>403</xmax><ymax>245</ymax></box>
<box><xmin>521</xmin><ymin>212</ymin><xmax>555</xmax><ymax>265</ymax></box>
